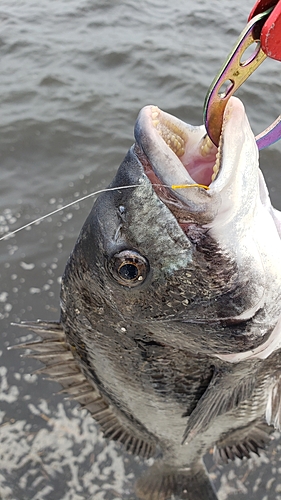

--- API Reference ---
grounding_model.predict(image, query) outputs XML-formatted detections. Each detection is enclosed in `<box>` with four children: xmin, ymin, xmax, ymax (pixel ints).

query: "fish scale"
<box><xmin>16</xmin><ymin>96</ymin><xmax>281</xmax><ymax>500</ymax></box>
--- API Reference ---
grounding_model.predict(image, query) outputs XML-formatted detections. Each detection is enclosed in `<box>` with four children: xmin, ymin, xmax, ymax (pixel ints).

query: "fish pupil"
<box><xmin>119</xmin><ymin>263</ymin><xmax>139</xmax><ymax>281</ymax></box>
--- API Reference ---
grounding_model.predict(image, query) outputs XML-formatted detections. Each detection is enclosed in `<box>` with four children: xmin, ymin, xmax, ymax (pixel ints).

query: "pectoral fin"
<box><xmin>182</xmin><ymin>363</ymin><xmax>258</xmax><ymax>444</ymax></box>
<box><xmin>266</xmin><ymin>376</ymin><xmax>281</xmax><ymax>430</ymax></box>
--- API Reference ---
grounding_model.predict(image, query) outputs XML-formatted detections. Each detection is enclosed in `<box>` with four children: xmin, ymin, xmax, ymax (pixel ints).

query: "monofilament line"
<box><xmin>0</xmin><ymin>182</ymin><xmax>209</xmax><ymax>242</ymax></box>
<box><xmin>0</xmin><ymin>184</ymin><xmax>142</xmax><ymax>242</ymax></box>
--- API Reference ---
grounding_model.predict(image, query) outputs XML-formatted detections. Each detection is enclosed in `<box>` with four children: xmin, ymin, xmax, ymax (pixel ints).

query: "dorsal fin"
<box><xmin>13</xmin><ymin>320</ymin><xmax>157</xmax><ymax>459</ymax></box>
<box><xmin>214</xmin><ymin>419</ymin><xmax>274</xmax><ymax>464</ymax></box>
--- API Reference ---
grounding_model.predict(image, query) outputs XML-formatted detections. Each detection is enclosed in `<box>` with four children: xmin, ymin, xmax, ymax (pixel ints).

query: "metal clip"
<box><xmin>203</xmin><ymin>8</ymin><xmax>277</xmax><ymax>149</ymax></box>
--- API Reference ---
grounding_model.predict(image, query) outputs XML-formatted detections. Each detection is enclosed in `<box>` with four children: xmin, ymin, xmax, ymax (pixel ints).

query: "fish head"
<box><xmin>61</xmin><ymin>97</ymin><xmax>281</xmax><ymax>359</ymax></box>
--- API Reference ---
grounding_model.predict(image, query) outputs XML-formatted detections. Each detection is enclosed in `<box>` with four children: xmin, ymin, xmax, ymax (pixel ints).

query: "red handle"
<box><xmin>248</xmin><ymin>0</ymin><xmax>281</xmax><ymax>61</ymax></box>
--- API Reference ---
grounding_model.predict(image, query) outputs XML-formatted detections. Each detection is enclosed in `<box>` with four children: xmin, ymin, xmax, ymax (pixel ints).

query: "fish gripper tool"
<box><xmin>204</xmin><ymin>0</ymin><xmax>281</xmax><ymax>150</ymax></box>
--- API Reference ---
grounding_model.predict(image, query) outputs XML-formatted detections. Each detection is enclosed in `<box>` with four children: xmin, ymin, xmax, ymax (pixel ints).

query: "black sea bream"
<box><xmin>23</xmin><ymin>97</ymin><xmax>281</xmax><ymax>500</ymax></box>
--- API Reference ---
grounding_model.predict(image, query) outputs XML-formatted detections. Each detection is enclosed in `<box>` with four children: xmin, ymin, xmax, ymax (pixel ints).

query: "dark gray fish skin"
<box><xmin>24</xmin><ymin>97</ymin><xmax>281</xmax><ymax>499</ymax></box>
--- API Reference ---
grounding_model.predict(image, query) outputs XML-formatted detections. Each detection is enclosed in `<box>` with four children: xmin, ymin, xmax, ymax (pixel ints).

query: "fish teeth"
<box><xmin>151</xmin><ymin>107</ymin><xmax>160</xmax><ymax>127</ymax></box>
<box><xmin>211</xmin><ymin>156</ymin><xmax>220</xmax><ymax>182</ymax></box>
<box><xmin>211</xmin><ymin>123</ymin><xmax>224</xmax><ymax>183</ymax></box>
<box><xmin>200</xmin><ymin>135</ymin><xmax>215</xmax><ymax>157</ymax></box>
<box><xmin>151</xmin><ymin>110</ymin><xmax>160</xmax><ymax>120</ymax></box>
<box><xmin>151</xmin><ymin>108</ymin><xmax>186</xmax><ymax>157</ymax></box>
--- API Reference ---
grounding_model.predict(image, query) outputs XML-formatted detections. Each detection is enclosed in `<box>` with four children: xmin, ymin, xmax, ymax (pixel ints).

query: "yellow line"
<box><xmin>171</xmin><ymin>183</ymin><xmax>209</xmax><ymax>190</ymax></box>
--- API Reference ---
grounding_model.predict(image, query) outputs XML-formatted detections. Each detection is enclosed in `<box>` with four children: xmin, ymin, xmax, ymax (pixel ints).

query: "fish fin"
<box><xmin>214</xmin><ymin>419</ymin><xmax>274</xmax><ymax>464</ymax></box>
<box><xmin>182</xmin><ymin>364</ymin><xmax>257</xmax><ymax>444</ymax></box>
<box><xmin>12</xmin><ymin>320</ymin><xmax>157</xmax><ymax>459</ymax></box>
<box><xmin>265</xmin><ymin>377</ymin><xmax>281</xmax><ymax>430</ymax></box>
<box><xmin>135</xmin><ymin>460</ymin><xmax>218</xmax><ymax>500</ymax></box>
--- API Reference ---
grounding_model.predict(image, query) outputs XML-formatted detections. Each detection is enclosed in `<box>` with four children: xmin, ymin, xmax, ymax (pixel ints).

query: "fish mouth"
<box><xmin>141</xmin><ymin>106</ymin><xmax>220</xmax><ymax>187</ymax></box>
<box><xmin>134</xmin><ymin>96</ymin><xmax>251</xmax><ymax>216</ymax></box>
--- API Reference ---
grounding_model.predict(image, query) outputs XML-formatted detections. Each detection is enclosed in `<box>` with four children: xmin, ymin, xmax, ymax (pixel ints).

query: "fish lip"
<box><xmin>134</xmin><ymin>97</ymin><xmax>249</xmax><ymax>212</ymax></box>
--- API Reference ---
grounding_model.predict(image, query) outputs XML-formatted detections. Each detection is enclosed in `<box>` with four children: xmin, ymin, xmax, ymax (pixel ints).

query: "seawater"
<box><xmin>0</xmin><ymin>1</ymin><xmax>281</xmax><ymax>499</ymax></box>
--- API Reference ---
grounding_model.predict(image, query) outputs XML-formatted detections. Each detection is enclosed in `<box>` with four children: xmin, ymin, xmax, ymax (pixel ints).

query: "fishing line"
<box><xmin>0</xmin><ymin>182</ymin><xmax>209</xmax><ymax>242</ymax></box>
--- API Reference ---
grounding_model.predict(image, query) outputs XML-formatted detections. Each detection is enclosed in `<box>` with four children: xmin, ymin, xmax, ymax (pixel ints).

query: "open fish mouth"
<box><xmin>134</xmin><ymin>96</ymin><xmax>250</xmax><ymax>207</ymax></box>
<box><xmin>144</xmin><ymin>105</ymin><xmax>220</xmax><ymax>186</ymax></box>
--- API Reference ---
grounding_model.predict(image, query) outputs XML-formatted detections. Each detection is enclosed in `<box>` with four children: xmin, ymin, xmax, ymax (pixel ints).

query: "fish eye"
<box><xmin>109</xmin><ymin>250</ymin><xmax>149</xmax><ymax>287</ymax></box>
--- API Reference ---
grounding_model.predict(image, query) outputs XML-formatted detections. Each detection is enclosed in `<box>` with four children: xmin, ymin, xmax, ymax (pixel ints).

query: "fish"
<box><xmin>18</xmin><ymin>95</ymin><xmax>281</xmax><ymax>500</ymax></box>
